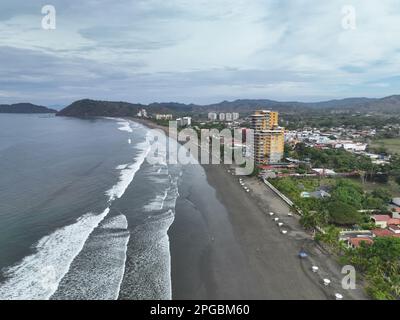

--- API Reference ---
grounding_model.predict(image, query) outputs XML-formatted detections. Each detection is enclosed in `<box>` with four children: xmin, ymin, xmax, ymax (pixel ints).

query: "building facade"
<box><xmin>177</xmin><ymin>116</ymin><xmax>192</xmax><ymax>127</ymax></box>
<box><xmin>155</xmin><ymin>114</ymin><xmax>173</xmax><ymax>120</ymax></box>
<box><xmin>250</xmin><ymin>110</ymin><xmax>285</xmax><ymax>164</ymax></box>
<box><xmin>208</xmin><ymin>112</ymin><xmax>217</xmax><ymax>121</ymax></box>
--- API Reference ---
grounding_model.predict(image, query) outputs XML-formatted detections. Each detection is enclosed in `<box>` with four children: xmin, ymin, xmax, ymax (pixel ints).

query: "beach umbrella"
<box><xmin>312</xmin><ymin>266</ymin><xmax>319</xmax><ymax>273</ymax></box>
<box><xmin>278</xmin><ymin>222</ymin><xmax>283</xmax><ymax>227</ymax></box>
<box><xmin>335</xmin><ymin>293</ymin><xmax>343</xmax><ymax>300</ymax></box>
<box><xmin>281</xmin><ymin>230</ymin><xmax>288</xmax><ymax>234</ymax></box>
<box><xmin>323</xmin><ymin>279</ymin><xmax>331</xmax><ymax>286</ymax></box>
<box><xmin>269</xmin><ymin>212</ymin><xmax>275</xmax><ymax>216</ymax></box>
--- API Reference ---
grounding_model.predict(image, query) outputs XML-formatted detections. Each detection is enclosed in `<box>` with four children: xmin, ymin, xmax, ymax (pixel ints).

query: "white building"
<box><xmin>208</xmin><ymin>112</ymin><xmax>217</xmax><ymax>121</ymax></box>
<box><xmin>219</xmin><ymin>113</ymin><xmax>225</xmax><ymax>121</ymax></box>
<box><xmin>225</xmin><ymin>113</ymin><xmax>233</xmax><ymax>122</ymax></box>
<box><xmin>232</xmin><ymin>113</ymin><xmax>240</xmax><ymax>120</ymax></box>
<box><xmin>137</xmin><ymin>109</ymin><xmax>148</xmax><ymax>118</ymax></box>
<box><xmin>177</xmin><ymin>117</ymin><xmax>192</xmax><ymax>127</ymax></box>
<box><xmin>335</xmin><ymin>142</ymin><xmax>367</xmax><ymax>152</ymax></box>
<box><xmin>155</xmin><ymin>114</ymin><xmax>173</xmax><ymax>120</ymax></box>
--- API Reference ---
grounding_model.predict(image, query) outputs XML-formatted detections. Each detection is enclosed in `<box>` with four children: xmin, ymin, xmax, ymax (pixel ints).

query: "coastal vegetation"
<box><xmin>270</xmin><ymin>177</ymin><xmax>389</xmax><ymax>228</ymax></box>
<box><xmin>289</xmin><ymin>143</ymin><xmax>380</xmax><ymax>174</ymax></box>
<box><xmin>270</xmin><ymin>176</ymin><xmax>400</xmax><ymax>299</ymax></box>
<box><xmin>341</xmin><ymin>237</ymin><xmax>400</xmax><ymax>300</ymax></box>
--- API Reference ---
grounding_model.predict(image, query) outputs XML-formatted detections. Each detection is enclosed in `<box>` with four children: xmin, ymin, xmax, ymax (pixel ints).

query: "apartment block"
<box><xmin>250</xmin><ymin>110</ymin><xmax>284</xmax><ymax>164</ymax></box>
<box><xmin>155</xmin><ymin>114</ymin><xmax>173</xmax><ymax>120</ymax></box>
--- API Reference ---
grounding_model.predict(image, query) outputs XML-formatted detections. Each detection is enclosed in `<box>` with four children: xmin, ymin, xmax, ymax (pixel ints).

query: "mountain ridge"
<box><xmin>55</xmin><ymin>95</ymin><xmax>400</xmax><ymax>117</ymax></box>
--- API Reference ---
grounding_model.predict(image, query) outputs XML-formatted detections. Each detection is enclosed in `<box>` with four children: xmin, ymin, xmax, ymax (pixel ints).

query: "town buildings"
<box><xmin>155</xmin><ymin>114</ymin><xmax>173</xmax><ymax>120</ymax></box>
<box><xmin>250</xmin><ymin>110</ymin><xmax>285</xmax><ymax>164</ymax></box>
<box><xmin>208</xmin><ymin>112</ymin><xmax>217</xmax><ymax>121</ymax></box>
<box><xmin>137</xmin><ymin>108</ymin><xmax>148</xmax><ymax>118</ymax></box>
<box><xmin>176</xmin><ymin>116</ymin><xmax>192</xmax><ymax>127</ymax></box>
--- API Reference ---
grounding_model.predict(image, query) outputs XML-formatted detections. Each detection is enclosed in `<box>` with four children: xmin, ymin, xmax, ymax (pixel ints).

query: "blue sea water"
<box><xmin>0</xmin><ymin>114</ymin><xmax>180</xmax><ymax>300</ymax></box>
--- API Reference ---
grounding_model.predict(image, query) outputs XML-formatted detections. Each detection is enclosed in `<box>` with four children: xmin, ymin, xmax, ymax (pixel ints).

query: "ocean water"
<box><xmin>0</xmin><ymin>114</ymin><xmax>180</xmax><ymax>300</ymax></box>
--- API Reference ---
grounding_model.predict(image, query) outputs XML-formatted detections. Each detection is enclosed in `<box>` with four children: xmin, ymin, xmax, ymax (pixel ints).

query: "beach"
<box><xmin>131</xmin><ymin>118</ymin><xmax>367</xmax><ymax>300</ymax></box>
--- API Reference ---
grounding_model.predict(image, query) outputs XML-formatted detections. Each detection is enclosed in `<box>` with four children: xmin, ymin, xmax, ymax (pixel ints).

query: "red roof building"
<box><xmin>388</xmin><ymin>225</ymin><xmax>400</xmax><ymax>234</ymax></box>
<box><xmin>372</xmin><ymin>215</ymin><xmax>391</xmax><ymax>221</ymax></box>
<box><xmin>348</xmin><ymin>238</ymin><xmax>374</xmax><ymax>248</ymax></box>
<box><xmin>372</xmin><ymin>228</ymin><xmax>399</xmax><ymax>238</ymax></box>
<box><xmin>388</xmin><ymin>218</ymin><xmax>400</xmax><ymax>225</ymax></box>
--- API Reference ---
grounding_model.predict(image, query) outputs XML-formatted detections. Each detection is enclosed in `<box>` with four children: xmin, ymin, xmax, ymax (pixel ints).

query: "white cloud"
<box><xmin>0</xmin><ymin>0</ymin><xmax>400</xmax><ymax>104</ymax></box>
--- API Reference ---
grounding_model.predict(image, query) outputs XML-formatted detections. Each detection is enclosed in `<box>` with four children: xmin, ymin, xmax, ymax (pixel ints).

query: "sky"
<box><xmin>1</xmin><ymin>0</ymin><xmax>400</xmax><ymax>106</ymax></box>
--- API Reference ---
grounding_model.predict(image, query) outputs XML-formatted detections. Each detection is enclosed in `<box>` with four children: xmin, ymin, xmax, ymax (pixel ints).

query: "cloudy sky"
<box><xmin>1</xmin><ymin>0</ymin><xmax>400</xmax><ymax>106</ymax></box>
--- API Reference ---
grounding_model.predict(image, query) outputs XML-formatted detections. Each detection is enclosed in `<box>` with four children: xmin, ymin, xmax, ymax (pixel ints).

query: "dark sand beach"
<box><xmin>132</xmin><ymin>118</ymin><xmax>367</xmax><ymax>300</ymax></box>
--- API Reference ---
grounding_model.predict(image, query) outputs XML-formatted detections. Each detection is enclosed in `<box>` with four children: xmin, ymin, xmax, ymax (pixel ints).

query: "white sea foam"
<box><xmin>116</xmin><ymin>164</ymin><xmax>128</xmax><ymax>170</ymax></box>
<box><xmin>143</xmin><ymin>190</ymin><xmax>168</xmax><ymax>212</ymax></box>
<box><xmin>117</xmin><ymin>120</ymin><xmax>133</xmax><ymax>133</ymax></box>
<box><xmin>50</xmin><ymin>214</ymin><xmax>130</xmax><ymax>300</ymax></box>
<box><xmin>0</xmin><ymin>208</ymin><xmax>110</xmax><ymax>300</ymax></box>
<box><xmin>0</xmin><ymin>120</ymin><xmax>176</xmax><ymax>300</ymax></box>
<box><xmin>106</xmin><ymin>141</ymin><xmax>151</xmax><ymax>201</ymax></box>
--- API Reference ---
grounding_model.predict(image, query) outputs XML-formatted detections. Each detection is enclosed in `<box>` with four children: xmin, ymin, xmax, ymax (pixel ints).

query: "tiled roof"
<box><xmin>372</xmin><ymin>215</ymin><xmax>391</xmax><ymax>222</ymax></box>
<box><xmin>372</xmin><ymin>229</ymin><xmax>395</xmax><ymax>237</ymax></box>
<box><xmin>349</xmin><ymin>238</ymin><xmax>373</xmax><ymax>247</ymax></box>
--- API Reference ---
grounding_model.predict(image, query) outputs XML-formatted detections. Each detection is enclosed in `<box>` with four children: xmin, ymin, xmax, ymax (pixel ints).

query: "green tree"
<box><xmin>330</xmin><ymin>179</ymin><xmax>364</xmax><ymax>209</ymax></box>
<box><xmin>372</xmin><ymin>188</ymin><xmax>392</xmax><ymax>203</ymax></box>
<box><xmin>327</xmin><ymin>201</ymin><xmax>362</xmax><ymax>225</ymax></box>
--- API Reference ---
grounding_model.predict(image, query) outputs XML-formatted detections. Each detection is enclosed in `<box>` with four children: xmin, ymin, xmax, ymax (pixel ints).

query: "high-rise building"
<box><xmin>219</xmin><ymin>113</ymin><xmax>225</xmax><ymax>121</ymax></box>
<box><xmin>208</xmin><ymin>112</ymin><xmax>217</xmax><ymax>121</ymax></box>
<box><xmin>232</xmin><ymin>112</ymin><xmax>240</xmax><ymax>120</ymax></box>
<box><xmin>250</xmin><ymin>110</ymin><xmax>284</xmax><ymax>164</ymax></box>
<box><xmin>225</xmin><ymin>113</ymin><xmax>233</xmax><ymax>122</ymax></box>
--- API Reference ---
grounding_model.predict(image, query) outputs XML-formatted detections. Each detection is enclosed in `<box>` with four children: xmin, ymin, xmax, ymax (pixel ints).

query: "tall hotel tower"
<box><xmin>250</xmin><ymin>110</ymin><xmax>285</xmax><ymax>164</ymax></box>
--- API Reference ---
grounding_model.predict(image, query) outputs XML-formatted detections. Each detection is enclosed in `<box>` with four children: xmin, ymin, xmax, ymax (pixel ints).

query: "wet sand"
<box><xmin>170</xmin><ymin>163</ymin><xmax>327</xmax><ymax>299</ymax></box>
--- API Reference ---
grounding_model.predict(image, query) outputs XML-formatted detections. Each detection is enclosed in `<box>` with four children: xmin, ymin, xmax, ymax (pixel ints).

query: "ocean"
<box><xmin>0</xmin><ymin>114</ymin><xmax>180</xmax><ymax>300</ymax></box>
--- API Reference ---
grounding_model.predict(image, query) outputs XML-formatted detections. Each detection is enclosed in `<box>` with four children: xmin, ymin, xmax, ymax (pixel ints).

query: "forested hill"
<box><xmin>56</xmin><ymin>95</ymin><xmax>400</xmax><ymax>117</ymax></box>
<box><xmin>0</xmin><ymin>103</ymin><xmax>57</xmax><ymax>114</ymax></box>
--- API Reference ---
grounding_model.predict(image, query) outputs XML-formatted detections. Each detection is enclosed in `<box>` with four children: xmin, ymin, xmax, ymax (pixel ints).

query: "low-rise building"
<box><xmin>372</xmin><ymin>228</ymin><xmax>397</xmax><ymax>238</ymax></box>
<box><xmin>347</xmin><ymin>237</ymin><xmax>374</xmax><ymax>249</ymax></box>
<box><xmin>371</xmin><ymin>215</ymin><xmax>392</xmax><ymax>229</ymax></box>
<box><xmin>176</xmin><ymin>116</ymin><xmax>192</xmax><ymax>127</ymax></box>
<box><xmin>392</xmin><ymin>198</ymin><xmax>400</xmax><ymax>207</ymax></box>
<box><xmin>155</xmin><ymin>114</ymin><xmax>173</xmax><ymax>120</ymax></box>
<box><xmin>389</xmin><ymin>225</ymin><xmax>400</xmax><ymax>234</ymax></box>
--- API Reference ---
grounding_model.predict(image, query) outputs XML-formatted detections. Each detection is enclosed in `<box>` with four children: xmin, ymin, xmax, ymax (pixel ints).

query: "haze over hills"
<box><xmin>0</xmin><ymin>103</ymin><xmax>57</xmax><ymax>114</ymax></box>
<box><xmin>55</xmin><ymin>95</ymin><xmax>400</xmax><ymax>117</ymax></box>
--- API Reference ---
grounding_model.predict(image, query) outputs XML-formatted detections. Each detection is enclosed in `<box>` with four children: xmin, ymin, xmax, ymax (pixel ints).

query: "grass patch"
<box><xmin>371</xmin><ymin>138</ymin><xmax>400</xmax><ymax>155</ymax></box>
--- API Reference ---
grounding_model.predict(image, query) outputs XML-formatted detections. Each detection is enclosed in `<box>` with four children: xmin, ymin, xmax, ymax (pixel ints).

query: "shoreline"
<box><xmin>128</xmin><ymin>117</ymin><xmax>367</xmax><ymax>300</ymax></box>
